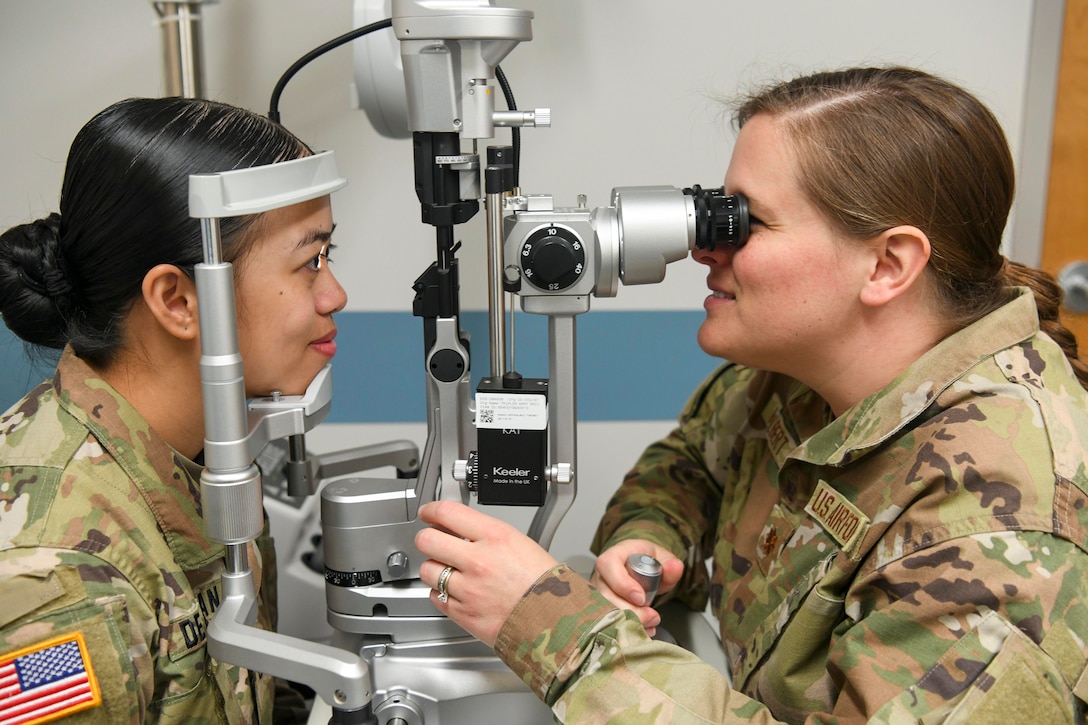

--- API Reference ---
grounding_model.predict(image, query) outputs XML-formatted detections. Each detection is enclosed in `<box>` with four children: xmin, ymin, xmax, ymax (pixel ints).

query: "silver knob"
<box><xmin>625</xmin><ymin>554</ymin><xmax>662</xmax><ymax>602</ymax></box>
<box><xmin>387</xmin><ymin>551</ymin><xmax>409</xmax><ymax>579</ymax></box>
<box><xmin>548</xmin><ymin>462</ymin><xmax>573</xmax><ymax>484</ymax></box>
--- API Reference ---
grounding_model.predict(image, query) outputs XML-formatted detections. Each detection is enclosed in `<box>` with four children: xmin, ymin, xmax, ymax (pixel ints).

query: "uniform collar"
<box><xmin>52</xmin><ymin>348</ymin><xmax>224</xmax><ymax>569</ymax></box>
<box><xmin>791</xmin><ymin>287</ymin><xmax>1038</xmax><ymax>467</ymax></box>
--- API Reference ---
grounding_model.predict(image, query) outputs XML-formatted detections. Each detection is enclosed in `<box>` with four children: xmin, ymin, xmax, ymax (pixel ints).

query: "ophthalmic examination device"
<box><xmin>188</xmin><ymin>2</ymin><xmax>750</xmax><ymax>722</ymax></box>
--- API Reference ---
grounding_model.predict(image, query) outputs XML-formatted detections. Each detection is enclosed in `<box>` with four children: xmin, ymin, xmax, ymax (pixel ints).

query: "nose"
<box><xmin>692</xmin><ymin>245</ymin><xmax>733</xmax><ymax>267</ymax></box>
<box><xmin>319</xmin><ymin>267</ymin><xmax>348</xmax><ymax>314</ymax></box>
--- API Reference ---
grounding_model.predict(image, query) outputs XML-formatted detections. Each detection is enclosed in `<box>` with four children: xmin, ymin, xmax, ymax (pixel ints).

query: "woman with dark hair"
<box><xmin>413</xmin><ymin>67</ymin><xmax>1088</xmax><ymax>722</ymax></box>
<box><xmin>0</xmin><ymin>97</ymin><xmax>347</xmax><ymax>723</ymax></box>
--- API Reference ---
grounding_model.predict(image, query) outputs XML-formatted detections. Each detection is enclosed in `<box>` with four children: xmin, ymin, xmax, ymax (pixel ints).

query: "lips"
<box><xmin>310</xmin><ymin>330</ymin><xmax>338</xmax><ymax>358</ymax></box>
<box><xmin>704</xmin><ymin>283</ymin><xmax>735</xmax><ymax>312</ymax></box>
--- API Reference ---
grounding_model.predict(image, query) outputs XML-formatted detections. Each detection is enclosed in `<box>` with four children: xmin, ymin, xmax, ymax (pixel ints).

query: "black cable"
<box><xmin>495</xmin><ymin>65</ymin><xmax>520</xmax><ymax>188</ymax></box>
<box><xmin>268</xmin><ymin>19</ymin><xmax>526</xmax><ymax>188</ymax></box>
<box><xmin>268</xmin><ymin>18</ymin><xmax>393</xmax><ymax>124</ymax></box>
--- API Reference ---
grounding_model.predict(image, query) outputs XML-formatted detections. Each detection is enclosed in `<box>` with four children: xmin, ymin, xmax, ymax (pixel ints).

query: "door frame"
<box><xmin>1009</xmin><ymin>0</ymin><xmax>1066</xmax><ymax>268</ymax></box>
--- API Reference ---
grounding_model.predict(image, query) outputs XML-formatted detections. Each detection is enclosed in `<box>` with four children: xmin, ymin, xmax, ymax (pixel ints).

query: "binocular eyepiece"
<box><xmin>684</xmin><ymin>185</ymin><xmax>750</xmax><ymax>251</ymax></box>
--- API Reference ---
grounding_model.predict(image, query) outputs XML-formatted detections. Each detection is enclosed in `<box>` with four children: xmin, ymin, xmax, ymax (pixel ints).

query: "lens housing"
<box><xmin>685</xmin><ymin>185</ymin><xmax>749</xmax><ymax>251</ymax></box>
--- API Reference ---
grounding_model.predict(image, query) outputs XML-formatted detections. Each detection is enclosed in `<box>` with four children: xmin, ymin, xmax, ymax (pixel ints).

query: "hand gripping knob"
<box><xmin>625</xmin><ymin>553</ymin><xmax>662</xmax><ymax>603</ymax></box>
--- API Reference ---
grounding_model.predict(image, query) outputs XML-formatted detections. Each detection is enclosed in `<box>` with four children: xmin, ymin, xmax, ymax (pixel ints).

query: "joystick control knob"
<box><xmin>625</xmin><ymin>553</ymin><xmax>662</xmax><ymax>603</ymax></box>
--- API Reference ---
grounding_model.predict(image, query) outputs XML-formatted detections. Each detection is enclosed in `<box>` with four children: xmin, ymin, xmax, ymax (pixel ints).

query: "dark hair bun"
<box><xmin>0</xmin><ymin>212</ymin><xmax>72</xmax><ymax>349</ymax></box>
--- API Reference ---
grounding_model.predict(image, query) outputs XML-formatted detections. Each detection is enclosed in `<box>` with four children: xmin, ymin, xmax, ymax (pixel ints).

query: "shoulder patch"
<box><xmin>0</xmin><ymin>631</ymin><xmax>102</xmax><ymax>724</ymax></box>
<box><xmin>805</xmin><ymin>479</ymin><xmax>870</xmax><ymax>557</ymax></box>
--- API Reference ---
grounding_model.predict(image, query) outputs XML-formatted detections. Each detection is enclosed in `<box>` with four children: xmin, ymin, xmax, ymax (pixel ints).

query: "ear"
<box><xmin>141</xmin><ymin>264</ymin><xmax>199</xmax><ymax>340</ymax></box>
<box><xmin>859</xmin><ymin>225</ymin><xmax>931</xmax><ymax>307</ymax></box>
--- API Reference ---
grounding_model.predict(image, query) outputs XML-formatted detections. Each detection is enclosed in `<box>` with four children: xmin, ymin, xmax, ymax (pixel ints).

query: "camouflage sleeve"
<box><xmin>494</xmin><ymin>564</ymin><xmax>785</xmax><ymax>723</ymax></box>
<box><xmin>830</xmin><ymin>530</ymin><xmax>1088</xmax><ymax>723</ymax></box>
<box><xmin>591</xmin><ymin>364</ymin><xmax>751</xmax><ymax>610</ymax></box>
<box><xmin>496</xmin><ymin>537</ymin><xmax>1086</xmax><ymax>723</ymax></box>
<box><xmin>0</xmin><ymin>547</ymin><xmax>157</xmax><ymax>723</ymax></box>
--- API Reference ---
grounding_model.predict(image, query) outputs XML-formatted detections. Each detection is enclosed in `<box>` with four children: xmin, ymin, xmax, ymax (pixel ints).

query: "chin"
<box><xmin>243</xmin><ymin>357</ymin><xmax>330</xmax><ymax>399</ymax></box>
<box><xmin>698</xmin><ymin>336</ymin><xmax>761</xmax><ymax>369</ymax></box>
<box><xmin>696</xmin><ymin>327</ymin><xmax>731</xmax><ymax>360</ymax></box>
<box><xmin>289</xmin><ymin>366</ymin><xmax>330</xmax><ymax>396</ymax></box>
<box><xmin>246</xmin><ymin>377</ymin><xmax>308</xmax><ymax>399</ymax></box>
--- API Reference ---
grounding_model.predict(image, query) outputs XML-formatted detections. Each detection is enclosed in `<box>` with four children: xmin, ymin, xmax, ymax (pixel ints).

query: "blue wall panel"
<box><xmin>1</xmin><ymin>310</ymin><xmax>720</xmax><ymax>422</ymax></box>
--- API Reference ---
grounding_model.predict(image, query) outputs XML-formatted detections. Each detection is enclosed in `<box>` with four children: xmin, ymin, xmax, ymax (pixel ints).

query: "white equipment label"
<box><xmin>476</xmin><ymin>392</ymin><xmax>548</xmax><ymax>430</ymax></box>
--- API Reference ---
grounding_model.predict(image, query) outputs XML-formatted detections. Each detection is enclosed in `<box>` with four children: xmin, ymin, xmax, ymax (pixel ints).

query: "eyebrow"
<box><xmin>296</xmin><ymin>223</ymin><xmax>337</xmax><ymax>250</ymax></box>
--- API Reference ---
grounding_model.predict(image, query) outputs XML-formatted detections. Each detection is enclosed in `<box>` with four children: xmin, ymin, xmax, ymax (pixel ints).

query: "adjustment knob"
<box><xmin>626</xmin><ymin>554</ymin><xmax>662</xmax><ymax>602</ymax></box>
<box><xmin>387</xmin><ymin>551</ymin><xmax>409</xmax><ymax>579</ymax></box>
<box><xmin>520</xmin><ymin>225</ymin><xmax>586</xmax><ymax>291</ymax></box>
<box><xmin>452</xmin><ymin>453</ymin><xmax>478</xmax><ymax>491</ymax></box>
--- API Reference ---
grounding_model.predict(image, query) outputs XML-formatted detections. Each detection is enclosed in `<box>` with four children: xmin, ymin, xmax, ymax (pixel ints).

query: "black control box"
<box><xmin>475</xmin><ymin>376</ymin><xmax>548</xmax><ymax>506</ymax></box>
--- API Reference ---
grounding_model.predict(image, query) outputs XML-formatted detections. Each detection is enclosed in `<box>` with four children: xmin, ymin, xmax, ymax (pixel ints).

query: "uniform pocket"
<box><xmin>734</xmin><ymin>553</ymin><xmax>842</xmax><ymax>717</ymax></box>
<box><xmin>873</xmin><ymin>610</ymin><xmax>1076</xmax><ymax>724</ymax></box>
<box><xmin>152</xmin><ymin>576</ymin><xmax>229</xmax><ymax>723</ymax></box>
<box><xmin>0</xmin><ymin>569</ymin><xmax>66</xmax><ymax>627</ymax></box>
<box><xmin>725</xmin><ymin>502</ymin><xmax>836</xmax><ymax>690</ymax></box>
<box><xmin>148</xmin><ymin>649</ymin><xmax>224</xmax><ymax>725</ymax></box>
<box><xmin>155</xmin><ymin>576</ymin><xmax>267</xmax><ymax>724</ymax></box>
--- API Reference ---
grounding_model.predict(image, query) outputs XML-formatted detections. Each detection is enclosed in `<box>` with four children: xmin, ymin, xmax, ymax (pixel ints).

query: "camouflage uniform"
<box><xmin>0</xmin><ymin>348</ymin><xmax>291</xmax><ymax>723</ymax></box>
<box><xmin>494</xmin><ymin>288</ymin><xmax>1088</xmax><ymax>723</ymax></box>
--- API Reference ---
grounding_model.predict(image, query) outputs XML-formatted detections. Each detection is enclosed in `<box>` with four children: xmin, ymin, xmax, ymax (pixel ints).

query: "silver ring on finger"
<box><xmin>436</xmin><ymin>565</ymin><xmax>455</xmax><ymax>604</ymax></box>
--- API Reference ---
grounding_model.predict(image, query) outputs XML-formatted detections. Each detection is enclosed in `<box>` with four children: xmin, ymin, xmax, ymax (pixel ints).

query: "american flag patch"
<box><xmin>0</xmin><ymin>632</ymin><xmax>101</xmax><ymax>725</ymax></box>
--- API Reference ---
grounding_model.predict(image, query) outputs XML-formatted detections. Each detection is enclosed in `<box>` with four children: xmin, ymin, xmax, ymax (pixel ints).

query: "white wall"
<box><xmin>0</xmin><ymin>1</ymin><xmax>1056</xmax><ymax>581</ymax></box>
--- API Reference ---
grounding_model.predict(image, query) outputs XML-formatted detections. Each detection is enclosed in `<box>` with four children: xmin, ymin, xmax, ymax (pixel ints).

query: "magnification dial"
<box><xmin>519</xmin><ymin>224</ymin><xmax>586</xmax><ymax>291</ymax></box>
